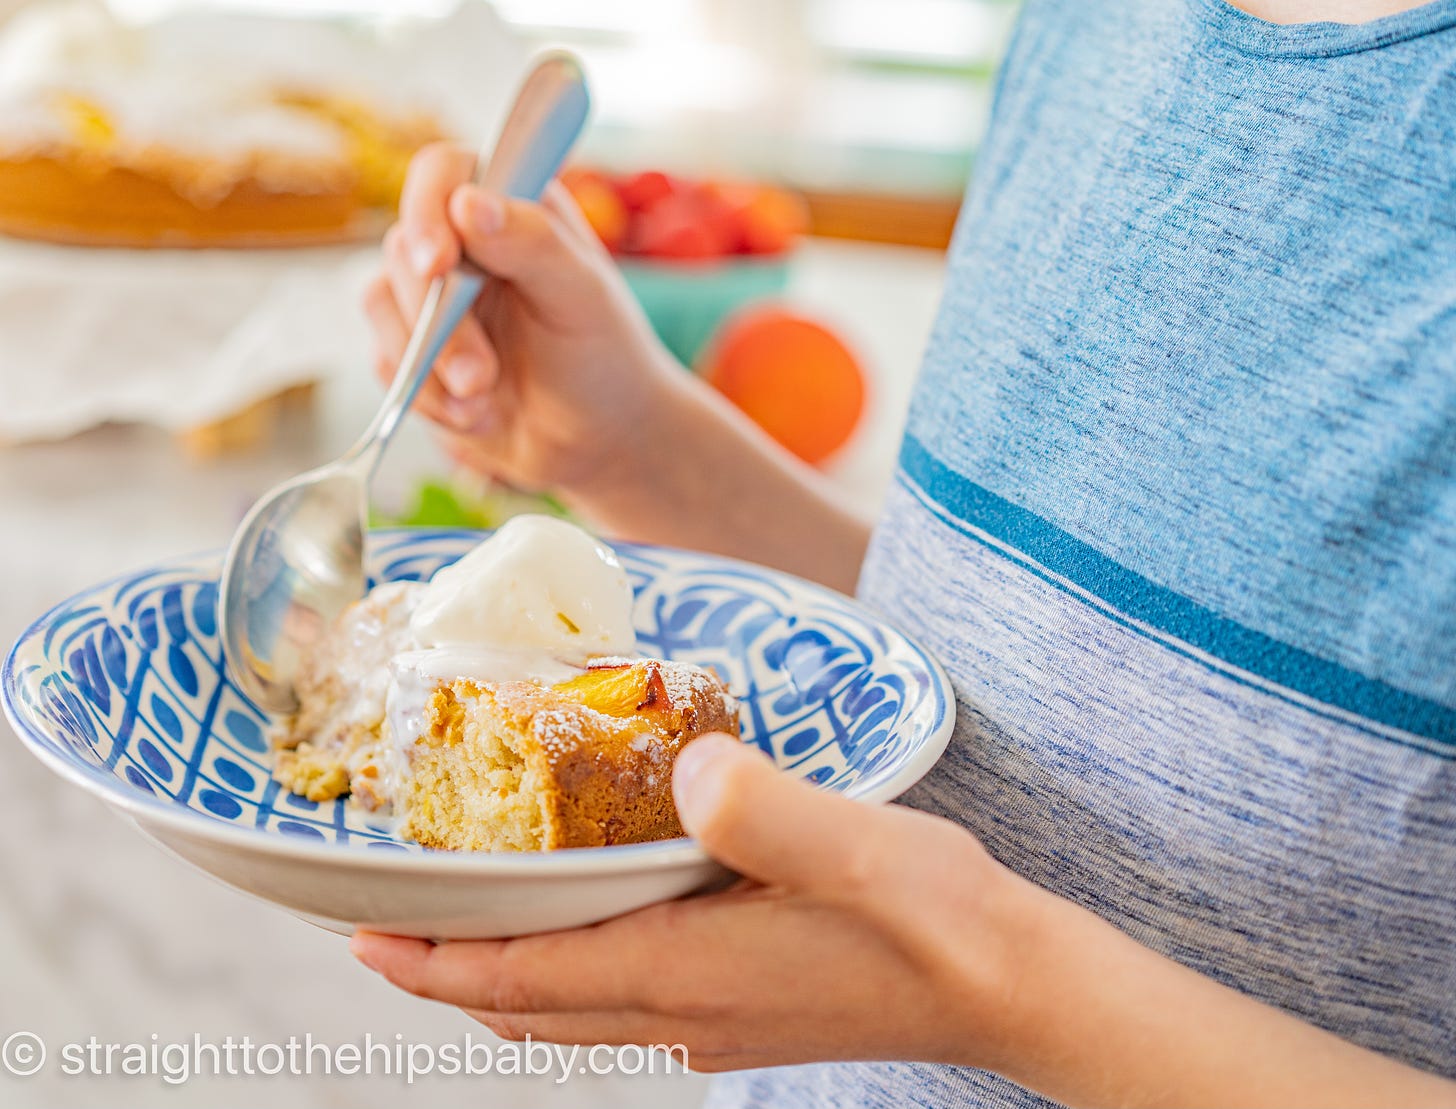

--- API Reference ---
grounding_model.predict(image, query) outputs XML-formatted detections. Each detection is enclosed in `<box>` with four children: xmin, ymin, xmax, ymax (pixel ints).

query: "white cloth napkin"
<box><xmin>0</xmin><ymin>239</ymin><xmax>379</xmax><ymax>438</ymax></box>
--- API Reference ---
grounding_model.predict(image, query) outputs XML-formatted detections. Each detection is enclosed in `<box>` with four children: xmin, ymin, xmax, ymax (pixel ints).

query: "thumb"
<box><xmin>447</xmin><ymin>185</ymin><xmax>602</xmax><ymax>320</ymax></box>
<box><xmin>673</xmin><ymin>733</ymin><xmax>882</xmax><ymax>895</ymax></box>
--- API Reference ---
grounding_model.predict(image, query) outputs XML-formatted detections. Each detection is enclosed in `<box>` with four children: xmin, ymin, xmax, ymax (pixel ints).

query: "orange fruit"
<box><xmin>700</xmin><ymin>306</ymin><xmax>866</xmax><ymax>465</ymax></box>
<box><xmin>737</xmin><ymin>185</ymin><xmax>809</xmax><ymax>255</ymax></box>
<box><xmin>559</xmin><ymin>167</ymin><xmax>628</xmax><ymax>252</ymax></box>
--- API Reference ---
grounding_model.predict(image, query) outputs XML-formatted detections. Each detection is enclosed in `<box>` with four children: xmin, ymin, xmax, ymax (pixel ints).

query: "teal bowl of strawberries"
<box><xmin>560</xmin><ymin>167</ymin><xmax>808</xmax><ymax>365</ymax></box>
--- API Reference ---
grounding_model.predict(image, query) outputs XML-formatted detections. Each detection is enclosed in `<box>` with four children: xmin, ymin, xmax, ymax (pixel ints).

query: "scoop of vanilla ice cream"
<box><xmin>409</xmin><ymin>515</ymin><xmax>637</xmax><ymax>664</ymax></box>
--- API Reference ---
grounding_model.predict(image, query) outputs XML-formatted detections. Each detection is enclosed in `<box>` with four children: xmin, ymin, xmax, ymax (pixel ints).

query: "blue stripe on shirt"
<box><xmin>900</xmin><ymin>433</ymin><xmax>1456</xmax><ymax>748</ymax></box>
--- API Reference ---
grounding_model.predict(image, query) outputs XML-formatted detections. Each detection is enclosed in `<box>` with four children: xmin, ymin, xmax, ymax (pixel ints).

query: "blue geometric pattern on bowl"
<box><xmin>4</xmin><ymin>529</ymin><xmax>953</xmax><ymax>852</ymax></box>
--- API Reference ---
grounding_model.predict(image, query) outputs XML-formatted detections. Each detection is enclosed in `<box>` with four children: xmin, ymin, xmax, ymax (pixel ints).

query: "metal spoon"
<box><xmin>217</xmin><ymin>52</ymin><xmax>590</xmax><ymax>713</ymax></box>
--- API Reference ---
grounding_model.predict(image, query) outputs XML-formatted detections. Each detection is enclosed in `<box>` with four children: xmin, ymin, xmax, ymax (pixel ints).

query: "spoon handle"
<box><xmin>349</xmin><ymin>52</ymin><xmax>591</xmax><ymax>472</ymax></box>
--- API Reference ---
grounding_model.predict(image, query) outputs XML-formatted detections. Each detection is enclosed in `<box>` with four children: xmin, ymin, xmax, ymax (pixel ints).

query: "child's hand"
<box><xmin>350</xmin><ymin>734</ymin><xmax>1025</xmax><ymax>1073</ymax></box>
<box><xmin>351</xmin><ymin>737</ymin><xmax>1456</xmax><ymax>1106</ymax></box>
<box><xmin>366</xmin><ymin>145</ymin><xmax>871</xmax><ymax>590</ymax></box>
<box><xmin>364</xmin><ymin>143</ymin><xmax>681</xmax><ymax>499</ymax></box>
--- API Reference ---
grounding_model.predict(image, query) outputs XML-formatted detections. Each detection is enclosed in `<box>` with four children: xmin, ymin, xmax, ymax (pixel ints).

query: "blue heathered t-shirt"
<box><xmin>711</xmin><ymin>0</ymin><xmax>1456</xmax><ymax>1106</ymax></box>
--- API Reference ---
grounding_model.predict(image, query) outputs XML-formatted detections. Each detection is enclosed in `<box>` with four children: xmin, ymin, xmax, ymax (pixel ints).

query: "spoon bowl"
<box><xmin>218</xmin><ymin>465</ymin><xmax>366</xmax><ymax>711</ymax></box>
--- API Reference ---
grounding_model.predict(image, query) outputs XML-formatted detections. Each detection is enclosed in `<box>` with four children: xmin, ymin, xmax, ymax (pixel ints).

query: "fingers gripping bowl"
<box><xmin>3</xmin><ymin>527</ymin><xmax>955</xmax><ymax>939</ymax></box>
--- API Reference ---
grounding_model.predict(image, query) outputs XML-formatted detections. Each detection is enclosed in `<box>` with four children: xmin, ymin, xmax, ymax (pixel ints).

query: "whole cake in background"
<box><xmin>0</xmin><ymin>1</ymin><xmax>452</xmax><ymax>248</ymax></box>
<box><xmin>274</xmin><ymin>516</ymin><xmax>741</xmax><ymax>853</ymax></box>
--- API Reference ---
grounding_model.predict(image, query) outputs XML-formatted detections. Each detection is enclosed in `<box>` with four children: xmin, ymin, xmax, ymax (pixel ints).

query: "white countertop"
<box><xmin>0</xmin><ymin>238</ymin><xmax>945</xmax><ymax>1108</ymax></box>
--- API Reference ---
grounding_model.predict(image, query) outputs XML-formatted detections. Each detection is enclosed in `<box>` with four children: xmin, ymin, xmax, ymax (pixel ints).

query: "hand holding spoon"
<box><xmin>218</xmin><ymin>53</ymin><xmax>590</xmax><ymax>712</ymax></box>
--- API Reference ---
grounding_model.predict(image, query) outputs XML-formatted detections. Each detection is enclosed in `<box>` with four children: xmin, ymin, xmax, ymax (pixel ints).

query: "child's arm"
<box><xmin>364</xmin><ymin>143</ymin><xmax>871</xmax><ymax>593</ymax></box>
<box><xmin>352</xmin><ymin>734</ymin><xmax>1456</xmax><ymax>1108</ymax></box>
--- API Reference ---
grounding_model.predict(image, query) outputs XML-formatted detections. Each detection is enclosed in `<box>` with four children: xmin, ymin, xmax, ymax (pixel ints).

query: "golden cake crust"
<box><xmin>0</xmin><ymin>151</ymin><xmax>373</xmax><ymax>248</ymax></box>
<box><xmin>0</xmin><ymin>92</ymin><xmax>445</xmax><ymax>249</ymax></box>
<box><xmin>405</xmin><ymin>660</ymin><xmax>741</xmax><ymax>851</ymax></box>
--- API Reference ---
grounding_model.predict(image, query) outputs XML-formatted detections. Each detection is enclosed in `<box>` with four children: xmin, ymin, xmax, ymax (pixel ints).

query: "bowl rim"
<box><xmin>3</xmin><ymin>529</ymin><xmax>956</xmax><ymax>877</ymax></box>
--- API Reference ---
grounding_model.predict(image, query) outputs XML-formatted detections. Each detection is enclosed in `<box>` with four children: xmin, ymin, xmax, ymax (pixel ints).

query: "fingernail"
<box><xmin>409</xmin><ymin>236</ymin><xmax>441</xmax><ymax>276</ymax></box>
<box><xmin>444</xmin><ymin>394</ymin><xmax>491</xmax><ymax>431</ymax></box>
<box><xmin>349</xmin><ymin>933</ymin><xmax>380</xmax><ymax>970</ymax></box>
<box><xmin>467</xmin><ymin>192</ymin><xmax>504</xmax><ymax>236</ymax></box>
<box><xmin>439</xmin><ymin>354</ymin><xmax>483</xmax><ymax>399</ymax></box>
<box><xmin>672</xmin><ymin>733</ymin><xmax>741</xmax><ymax>820</ymax></box>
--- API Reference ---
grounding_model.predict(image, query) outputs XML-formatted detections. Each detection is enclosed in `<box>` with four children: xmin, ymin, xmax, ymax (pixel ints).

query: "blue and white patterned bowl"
<box><xmin>3</xmin><ymin>529</ymin><xmax>954</xmax><ymax>938</ymax></box>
